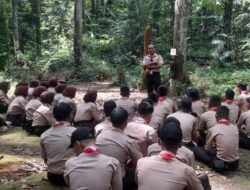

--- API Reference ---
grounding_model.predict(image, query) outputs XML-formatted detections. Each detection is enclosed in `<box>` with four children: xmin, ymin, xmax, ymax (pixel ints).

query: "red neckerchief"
<box><xmin>192</xmin><ymin>99</ymin><xmax>197</xmax><ymax>103</ymax></box>
<box><xmin>159</xmin><ymin>96</ymin><xmax>166</xmax><ymax>101</ymax></box>
<box><xmin>226</xmin><ymin>100</ymin><xmax>233</xmax><ymax>105</ymax></box>
<box><xmin>53</xmin><ymin>121</ymin><xmax>68</xmax><ymax>128</ymax></box>
<box><xmin>83</xmin><ymin>147</ymin><xmax>102</xmax><ymax>155</ymax></box>
<box><xmin>242</xmin><ymin>91</ymin><xmax>248</xmax><ymax>95</ymax></box>
<box><xmin>217</xmin><ymin>119</ymin><xmax>230</xmax><ymax>126</ymax></box>
<box><xmin>210</xmin><ymin>107</ymin><xmax>217</xmax><ymax>112</ymax></box>
<box><xmin>160</xmin><ymin>152</ymin><xmax>175</xmax><ymax>160</ymax></box>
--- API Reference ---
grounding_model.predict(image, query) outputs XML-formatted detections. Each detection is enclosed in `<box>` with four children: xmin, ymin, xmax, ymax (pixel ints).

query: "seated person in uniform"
<box><xmin>236</xmin><ymin>82</ymin><xmax>249</xmax><ymax>113</ymax></box>
<box><xmin>74</xmin><ymin>90</ymin><xmax>100</xmax><ymax>131</ymax></box>
<box><xmin>116</xmin><ymin>85</ymin><xmax>137</xmax><ymax>121</ymax></box>
<box><xmin>194</xmin><ymin>106</ymin><xmax>239</xmax><ymax>172</ymax></box>
<box><xmin>95</xmin><ymin>107</ymin><xmax>142</xmax><ymax>190</ymax></box>
<box><xmin>187</xmin><ymin>88</ymin><xmax>206</xmax><ymax>116</ymax></box>
<box><xmin>59</xmin><ymin>86</ymin><xmax>77</xmax><ymax>105</ymax></box>
<box><xmin>32</xmin><ymin>91</ymin><xmax>55</xmax><ymax>136</ymax></box>
<box><xmin>198</xmin><ymin>95</ymin><xmax>221</xmax><ymax>146</ymax></box>
<box><xmin>222</xmin><ymin>88</ymin><xmax>239</xmax><ymax>124</ymax></box>
<box><xmin>125</xmin><ymin>101</ymin><xmax>157</xmax><ymax>156</ymax></box>
<box><xmin>167</xmin><ymin>97</ymin><xmax>198</xmax><ymax>150</ymax></box>
<box><xmin>53</xmin><ymin>84</ymin><xmax>67</xmax><ymax>105</ymax></box>
<box><xmin>39</xmin><ymin>80</ymin><xmax>49</xmax><ymax>89</ymax></box>
<box><xmin>40</xmin><ymin>102</ymin><xmax>76</xmax><ymax>186</ymax></box>
<box><xmin>0</xmin><ymin>81</ymin><xmax>10</xmax><ymax>113</ymax></box>
<box><xmin>48</xmin><ymin>77</ymin><xmax>58</xmax><ymax>93</ymax></box>
<box><xmin>237</xmin><ymin>97</ymin><xmax>250</xmax><ymax>150</ymax></box>
<box><xmin>24</xmin><ymin>86</ymin><xmax>47</xmax><ymax>133</ymax></box>
<box><xmin>27</xmin><ymin>80</ymin><xmax>39</xmax><ymax>100</ymax></box>
<box><xmin>6</xmin><ymin>85</ymin><xmax>28</xmax><ymax>126</ymax></box>
<box><xmin>95</xmin><ymin>100</ymin><xmax>116</xmax><ymax>136</ymax></box>
<box><xmin>64</xmin><ymin>127</ymin><xmax>122</xmax><ymax>190</ymax></box>
<box><xmin>157</xmin><ymin>85</ymin><xmax>174</xmax><ymax>115</ymax></box>
<box><xmin>135</xmin><ymin>117</ymin><xmax>204</xmax><ymax>190</ymax></box>
<box><xmin>148</xmin><ymin>92</ymin><xmax>167</xmax><ymax>130</ymax></box>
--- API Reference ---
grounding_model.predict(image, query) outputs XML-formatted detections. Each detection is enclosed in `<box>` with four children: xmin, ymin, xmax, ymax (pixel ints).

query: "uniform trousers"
<box><xmin>6</xmin><ymin>114</ymin><xmax>24</xmax><ymax>126</ymax></box>
<box><xmin>146</xmin><ymin>72</ymin><xmax>161</xmax><ymax>94</ymax></box>
<box><xmin>47</xmin><ymin>172</ymin><xmax>67</xmax><ymax>186</ymax></box>
<box><xmin>239</xmin><ymin>133</ymin><xmax>250</xmax><ymax>150</ymax></box>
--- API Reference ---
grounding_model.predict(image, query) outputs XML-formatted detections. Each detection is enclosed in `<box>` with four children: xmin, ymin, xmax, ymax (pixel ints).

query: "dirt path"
<box><xmin>0</xmin><ymin>82</ymin><xmax>250</xmax><ymax>189</ymax></box>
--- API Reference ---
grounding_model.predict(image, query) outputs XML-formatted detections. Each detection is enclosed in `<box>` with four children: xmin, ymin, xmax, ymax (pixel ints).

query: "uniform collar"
<box><xmin>225</xmin><ymin>100</ymin><xmax>233</xmax><ymax>105</ymax></box>
<box><xmin>159</xmin><ymin>150</ymin><xmax>175</xmax><ymax>160</ymax></box>
<box><xmin>53</xmin><ymin>121</ymin><xmax>71</xmax><ymax>128</ymax></box>
<box><xmin>217</xmin><ymin>119</ymin><xmax>230</xmax><ymax>126</ymax></box>
<box><xmin>210</xmin><ymin>107</ymin><xmax>217</xmax><ymax>112</ymax></box>
<box><xmin>159</xmin><ymin>96</ymin><xmax>166</xmax><ymax>101</ymax></box>
<box><xmin>83</xmin><ymin>146</ymin><xmax>102</xmax><ymax>155</ymax></box>
<box><xmin>133</xmin><ymin>116</ymin><xmax>147</xmax><ymax>124</ymax></box>
<box><xmin>148</xmin><ymin>53</ymin><xmax>157</xmax><ymax>57</ymax></box>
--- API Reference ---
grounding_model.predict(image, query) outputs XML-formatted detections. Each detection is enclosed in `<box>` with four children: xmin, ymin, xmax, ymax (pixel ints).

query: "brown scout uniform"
<box><xmin>238</xmin><ymin>110</ymin><xmax>250</xmax><ymax>138</ymax></box>
<box><xmin>158</xmin><ymin>97</ymin><xmax>174</xmax><ymax>115</ymax></box>
<box><xmin>6</xmin><ymin>96</ymin><xmax>27</xmax><ymax>116</ymax></box>
<box><xmin>32</xmin><ymin>104</ymin><xmax>55</xmax><ymax>127</ymax></box>
<box><xmin>0</xmin><ymin>89</ymin><xmax>9</xmax><ymax>105</ymax></box>
<box><xmin>236</xmin><ymin>92</ymin><xmax>249</xmax><ymax>113</ymax></box>
<box><xmin>192</xmin><ymin>100</ymin><xmax>206</xmax><ymax>116</ymax></box>
<box><xmin>64</xmin><ymin>148</ymin><xmax>122</xmax><ymax>190</ymax></box>
<box><xmin>136</xmin><ymin>151</ymin><xmax>203</xmax><ymax>190</ymax></box>
<box><xmin>25</xmin><ymin>99</ymin><xmax>42</xmax><ymax>121</ymax></box>
<box><xmin>95</xmin><ymin>127</ymin><xmax>143</xmax><ymax>177</ymax></box>
<box><xmin>74</xmin><ymin>102</ymin><xmax>100</xmax><ymax>122</ymax></box>
<box><xmin>116</xmin><ymin>97</ymin><xmax>137</xmax><ymax>121</ymax></box>
<box><xmin>149</xmin><ymin>103</ymin><xmax>167</xmax><ymax>130</ymax></box>
<box><xmin>222</xmin><ymin>100</ymin><xmax>239</xmax><ymax>124</ymax></box>
<box><xmin>198</xmin><ymin>109</ymin><xmax>217</xmax><ymax>132</ymax></box>
<box><xmin>40</xmin><ymin>122</ymin><xmax>76</xmax><ymax>174</ymax></box>
<box><xmin>94</xmin><ymin>117</ymin><xmax>113</xmax><ymax>136</ymax></box>
<box><xmin>125</xmin><ymin>117</ymin><xmax>157</xmax><ymax>156</ymax></box>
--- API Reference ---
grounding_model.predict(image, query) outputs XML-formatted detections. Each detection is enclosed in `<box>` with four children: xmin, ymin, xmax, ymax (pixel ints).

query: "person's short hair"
<box><xmin>138</xmin><ymin>101</ymin><xmax>154</xmax><ymax>116</ymax></box>
<box><xmin>32</xmin><ymin>86</ymin><xmax>47</xmax><ymax>98</ymax></box>
<box><xmin>209</xmin><ymin>95</ymin><xmax>221</xmax><ymax>107</ymax></box>
<box><xmin>16</xmin><ymin>81</ymin><xmax>29</xmax><ymax>87</ymax></box>
<box><xmin>53</xmin><ymin>102</ymin><xmax>72</xmax><ymax>121</ymax></box>
<box><xmin>48</xmin><ymin>77</ymin><xmax>58</xmax><ymax>87</ymax></box>
<box><xmin>187</xmin><ymin>88</ymin><xmax>200</xmax><ymax>101</ymax></box>
<box><xmin>225</xmin><ymin>88</ymin><xmax>235</xmax><ymax>100</ymax></box>
<box><xmin>14</xmin><ymin>86</ymin><xmax>29</xmax><ymax>97</ymax></box>
<box><xmin>0</xmin><ymin>81</ymin><xmax>10</xmax><ymax>93</ymax></box>
<box><xmin>104</xmin><ymin>100</ymin><xmax>116</xmax><ymax>117</ymax></box>
<box><xmin>84</xmin><ymin>90</ymin><xmax>97</xmax><ymax>103</ymax></box>
<box><xmin>29</xmin><ymin>80</ymin><xmax>39</xmax><ymax>88</ymax></box>
<box><xmin>110</xmin><ymin>107</ymin><xmax>128</xmax><ymax>128</ymax></box>
<box><xmin>55</xmin><ymin>84</ymin><xmax>67</xmax><ymax>93</ymax></box>
<box><xmin>63</xmin><ymin>86</ymin><xmax>77</xmax><ymax>99</ymax></box>
<box><xmin>120</xmin><ymin>85</ymin><xmax>130</xmax><ymax>97</ymax></box>
<box><xmin>148</xmin><ymin>92</ymin><xmax>158</xmax><ymax>103</ymax></box>
<box><xmin>157</xmin><ymin>117</ymin><xmax>183</xmax><ymax>147</ymax></box>
<box><xmin>158</xmin><ymin>85</ymin><xmax>167</xmax><ymax>97</ymax></box>
<box><xmin>177</xmin><ymin>97</ymin><xmax>192</xmax><ymax>113</ymax></box>
<box><xmin>69</xmin><ymin>127</ymin><xmax>94</xmax><ymax>147</ymax></box>
<box><xmin>216</xmin><ymin>106</ymin><xmax>230</xmax><ymax>120</ymax></box>
<box><xmin>237</xmin><ymin>82</ymin><xmax>247</xmax><ymax>91</ymax></box>
<box><xmin>141</xmin><ymin>98</ymin><xmax>154</xmax><ymax>106</ymax></box>
<box><xmin>40</xmin><ymin>91</ymin><xmax>55</xmax><ymax>104</ymax></box>
<box><xmin>39</xmin><ymin>80</ymin><xmax>49</xmax><ymax>89</ymax></box>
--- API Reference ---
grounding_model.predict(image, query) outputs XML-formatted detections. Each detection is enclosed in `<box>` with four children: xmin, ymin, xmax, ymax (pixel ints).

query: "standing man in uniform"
<box><xmin>141</xmin><ymin>44</ymin><xmax>164</xmax><ymax>94</ymax></box>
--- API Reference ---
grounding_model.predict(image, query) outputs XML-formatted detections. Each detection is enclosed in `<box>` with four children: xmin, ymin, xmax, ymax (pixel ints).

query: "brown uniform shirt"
<box><xmin>40</xmin><ymin>122</ymin><xmax>76</xmax><ymax>174</ymax></box>
<box><xmin>59</xmin><ymin>96</ymin><xmax>76</xmax><ymax>105</ymax></box>
<box><xmin>168</xmin><ymin>111</ymin><xmax>198</xmax><ymax>143</ymax></box>
<box><xmin>116</xmin><ymin>97</ymin><xmax>137</xmax><ymax>121</ymax></box>
<box><xmin>95</xmin><ymin>127</ymin><xmax>143</xmax><ymax>176</ymax></box>
<box><xmin>125</xmin><ymin>117</ymin><xmax>157</xmax><ymax>156</ymax></box>
<box><xmin>53</xmin><ymin>93</ymin><xmax>64</xmax><ymax>106</ymax></box>
<box><xmin>136</xmin><ymin>151</ymin><xmax>203</xmax><ymax>190</ymax></box>
<box><xmin>149</xmin><ymin>103</ymin><xmax>167</xmax><ymax>130</ymax></box>
<box><xmin>205</xmin><ymin>121</ymin><xmax>239</xmax><ymax>162</ymax></box>
<box><xmin>192</xmin><ymin>100</ymin><xmax>206</xmax><ymax>116</ymax></box>
<box><xmin>236</xmin><ymin>92</ymin><xmax>249</xmax><ymax>113</ymax></box>
<box><xmin>7</xmin><ymin>96</ymin><xmax>27</xmax><ymax>116</ymax></box>
<box><xmin>95</xmin><ymin>117</ymin><xmax>113</xmax><ymax>137</ymax></box>
<box><xmin>147</xmin><ymin>143</ymin><xmax>196</xmax><ymax>169</ymax></box>
<box><xmin>238</xmin><ymin>110</ymin><xmax>250</xmax><ymax>138</ymax></box>
<box><xmin>25</xmin><ymin>98</ymin><xmax>42</xmax><ymax>121</ymax></box>
<box><xmin>142</xmin><ymin>53</ymin><xmax>164</xmax><ymax>73</ymax></box>
<box><xmin>222</xmin><ymin>101</ymin><xmax>239</xmax><ymax>124</ymax></box>
<box><xmin>64</xmin><ymin>149</ymin><xmax>122</xmax><ymax>190</ymax></box>
<box><xmin>32</xmin><ymin>104</ymin><xmax>55</xmax><ymax>127</ymax></box>
<box><xmin>74</xmin><ymin>102</ymin><xmax>100</xmax><ymax>122</ymax></box>
<box><xmin>0</xmin><ymin>89</ymin><xmax>9</xmax><ymax>105</ymax></box>
<box><xmin>199</xmin><ymin>110</ymin><xmax>217</xmax><ymax>132</ymax></box>
<box><xmin>158</xmin><ymin>97</ymin><xmax>174</xmax><ymax>115</ymax></box>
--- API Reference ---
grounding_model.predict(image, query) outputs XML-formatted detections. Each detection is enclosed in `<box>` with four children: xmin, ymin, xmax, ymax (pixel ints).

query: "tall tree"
<box><xmin>12</xmin><ymin>0</ymin><xmax>20</xmax><ymax>62</ymax></box>
<box><xmin>74</xmin><ymin>0</ymin><xmax>83</xmax><ymax>65</ymax></box>
<box><xmin>223</xmin><ymin>0</ymin><xmax>234</xmax><ymax>34</ymax></box>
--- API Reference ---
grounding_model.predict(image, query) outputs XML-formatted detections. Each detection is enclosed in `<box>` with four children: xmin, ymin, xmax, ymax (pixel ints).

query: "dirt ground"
<box><xmin>1</xmin><ymin>82</ymin><xmax>250</xmax><ymax>190</ymax></box>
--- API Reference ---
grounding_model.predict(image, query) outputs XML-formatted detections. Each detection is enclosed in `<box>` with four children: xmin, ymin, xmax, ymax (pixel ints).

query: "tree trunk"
<box><xmin>74</xmin><ymin>0</ymin><xmax>83</xmax><ymax>65</ymax></box>
<box><xmin>91</xmin><ymin>0</ymin><xmax>96</xmax><ymax>16</ymax></box>
<box><xmin>223</xmin><ymin>0</ymin><xmax>233</xmax><ymax>34</ymax></box>
<box><xmin>12</xmin><ymin>0</ymin><xmax>20</xmax><ymax>62</ymax></box>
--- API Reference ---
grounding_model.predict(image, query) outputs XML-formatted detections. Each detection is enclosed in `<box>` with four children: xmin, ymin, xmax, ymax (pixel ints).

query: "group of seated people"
<box><xmin>0</xmin><ymin>78</ymin><xmax>250</xmax><ymax>190</ymax></box>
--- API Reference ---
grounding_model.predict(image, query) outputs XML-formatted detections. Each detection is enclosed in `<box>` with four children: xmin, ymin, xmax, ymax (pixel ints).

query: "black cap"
<box><xmin>69</xmin><ymin>128</ymin><xmax>94</xmax><ymax>148</ymax></box>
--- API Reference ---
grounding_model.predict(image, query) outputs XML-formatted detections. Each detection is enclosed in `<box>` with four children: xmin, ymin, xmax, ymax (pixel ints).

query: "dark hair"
<box><xmin>225</xmin><ymin>88</ymin><xmax>235</xmax><ymax>100</ymax></box>
<box><xmin>138</xmin><ymin>101</ymin><xmax>154</xmax><ymax>116</ymax></box>
<box><xmin>39</xmin><ymin>80</ymin><xmax>49</xmax><ymax>89</ymax></box>
<box><xmin>84</xmin><ymin>90</ymin><xmax>97</xmax><ymax>103</ymax></box>
<box><xmin>141</xmin><ymin>98</ymin><xmax>154</xmax><ymax>106</ymax></box>
<box><xmin>29</xmin><ymin>80</ymin><xmax>39</xmax><ymax>88</ymax></box>
<box><xmin>63</xmin><ymin>86</ymin><xmax>77</xmax><ymax>99</ymax></box>
<box><xmin>55</xmin><ymin>84</ymin><xmax>67</xmax><ymax>93</ymax></box>
<box><xmin>157</xmin><ymin>117</ymin><xmax>183</xmax><ymax>147</ymax></box>
<box><xmin>14</xmin><ymin>86</ymin><xmax>29</xmax><ymax>97</ymax></box>
<box><xmin>237</xmin><ymin>82</ymin><xmax>247</xmax><ymax>91</ymax></box>
<box><xmin>104</xmin><ymin>100</ymin><xmax>116</xmax><ymax>117</ymax></box>
<box><xmin>0</xmin><ymin>81</ymin><xmax>10</xmax><ymax>93</ymax></box>
<box><xmin>53</xmin><ymin>102</ymin><xmax>72</xmax><ymax>121</ymax></box>
<box><xmin>177</xmin><ymin>97</ymin><xmax>192</xmax><ymax>113</ymax></box>
<box><xmin>148</xmin><ymin>92</ymin><xmax>158</xmax><ymax>103</ymax></box>
<box><xmin>216</xmin><ymin>106</ymin><xmax>230</xmax><ymax>120</ymax></box>
<box><xmin>40</xmin><ymin>91</ymin><xmax>55</xmax><ymax>104</ymax></box>
<box><xmin>49</xmin><ymin>77</ymin><xmax>58</xmax><ymax>87</ymax></box>
<box><xmin>158</xmin><ymin>85</ymin><xmax>167</xmax><ymax>97</ymax></box>
<box><xmin>187</xmin><ymin>88</ymin><xmax>200</xmax><ymax>101</ymax></box>
<box><xmin>16</xmin><ymin>81</ymin><xmax>29</xmax><ymax>87</ymax></box>
<box><xmin>32</xmin><ymin>86</ymin><xmax>47</xmax><ymax>98</ymax></box>
<box><xmin>110</xmin><ymin>107</ymin><xmax>128</xmax><ymax>128</ymax></box>
<box><xmin>120</xmin><ymin>85</ymin><xmax>130</xmax><ymax>97</ymax></box>
<box><xmin>209</xmin><ymin>95</ymin><xmax>221</xmax><ymax>108</ymax></box>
